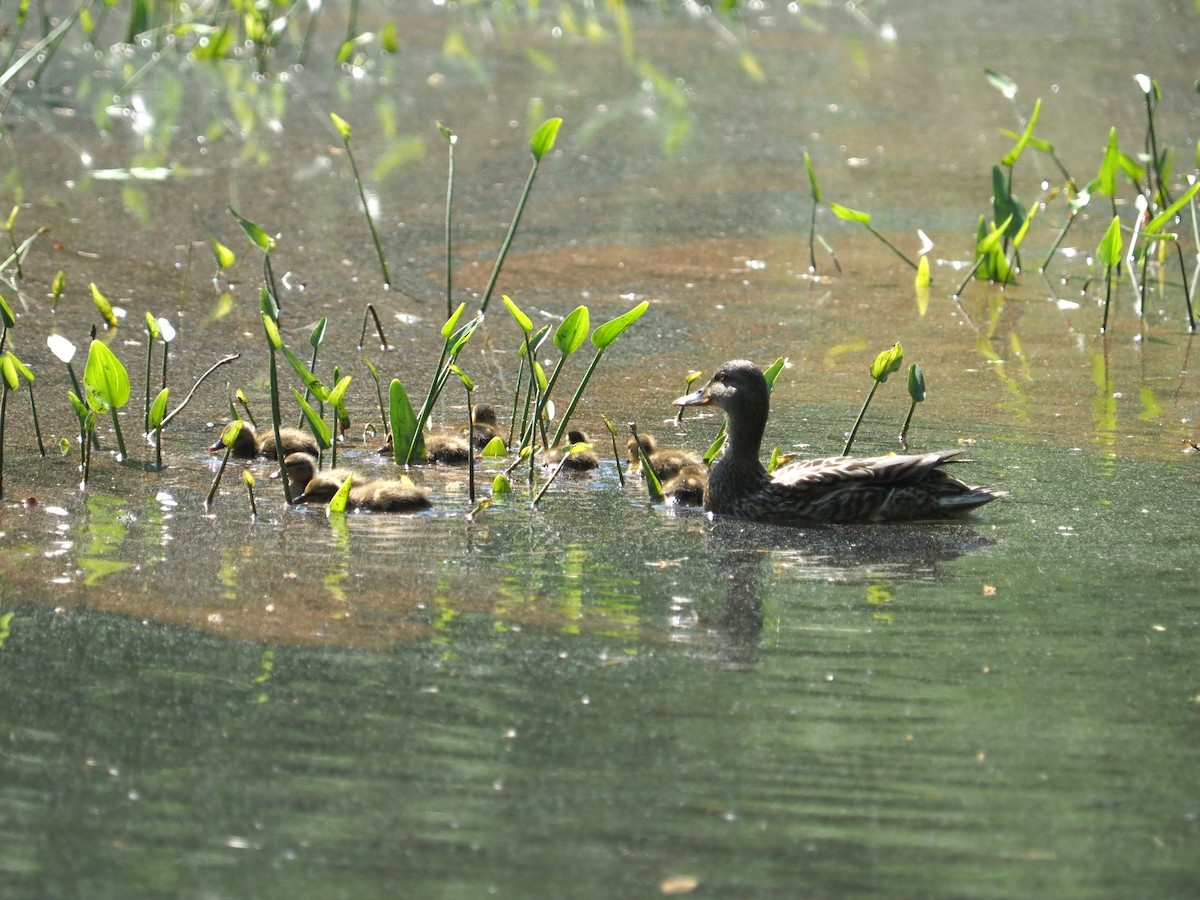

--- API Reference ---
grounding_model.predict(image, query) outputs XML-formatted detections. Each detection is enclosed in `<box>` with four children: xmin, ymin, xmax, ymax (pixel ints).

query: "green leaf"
<box><xmin>1001</xmin><ymin>97</ymin><xmax>1041</xmax><ymax>168</ymax></box>
<box><xmin>8</xmin><ymin>352</ymin><xmax>33</xmax><ymax>383</ymax></box>
<box><xmin>915</xmin><ymin>255</ymin><xmax>931</xmax><ymax>287</ymax></box>
<box><xmin>502</xmin><ymin>294</ymin><xmax>533</xmax><ymax>334</ymax></box>
<box><xmin>907</xmin><ymin>364</ymin><xmax>926</xmax><ymax>403</ymax></box>
<box><xmin>144</xmin><ymin>311</ymin><xmax>160</xmax><ymax>339</ymax></box>
<box><xmin>591</xmin><ymin>300</ymin><xmax>649</xmax><ymax>350</ymax></box>
<box><xmin>530</xmin><ymin>117</ymin><xmax>563</xmax><ymax>160</ymax></box>
<box><xmin>491</xmin><ymin>473</ymin><xmax>512</xmax><ymax>496</ymax></box>
<box><xmin>441</xmin><ymin>301</ymin><xmax>466</xmax><ymax>338</ymax></box>
<box><xmin>991</xmin><ymin>166</ymin><xmax>1025</xmax><ymax>238</ymax></box>
<box><xmin>1145</xmin><ymin>181</ymin><xmax>1200</xmax><ymax>234</ymax></box>
<box><xmin>448</xmin><ymin>315</ymin><xmax>481</xmax><ymax>358</ymax></box>
<box><xmin>148</xmin><ymin>387</ymin><xmax>169</xmax><ymax>429</ymax></box>
<box><xmin>1096</xmin><ymin>215</ymin><xmax>1123</xmax><ymax>269</ymax></box>
<box><xmin>803</xmin><ymin>151</ymin><xmax>821</xmax><ymax>203</ymax></box>
<box><xmin>51</xmin><ymin>270</ymin><xmax>66</xmax><ymax>299</ymax></box>
<box><xmin>389</xmin><ymin>378</ymin><xmax>423</xmax><ymax>464</ymax></box>
<box><xmin>554</xmin><ymin>306</ymin><xmax>591</xmax><ymax>356</ymax></box>
<box><xmin>0</xmin><ymin>291</ymin><xmax>13</xmax><ymax>328</ymax></box>
<box><xmin>261</xmin><ymin>313</ymin><xmax>282</xmax><ymax>351</ymax></box>
<box><xmin>829</xmin><ymin>202</ymin><xmax>872</xmax><ymax>224</ymax></box>
<box><xmin>763</xmin><ymin>356</ymin><xmax>787</xmax><ymax>391</ymax></box>
<box><xmin>309</xmin><ymin>317</ymin><xmax>328</xmax><ymax>350</ymax></box>
<box><xmin>259</xmin><ymin>287</ymin><xmax>279</xmax><ymax>323</ymax></box>
<box><xmin>870</xmin><ymin>342</ymin><xmax>904</xmax><ymax>383</ymax></box>
<box><xmin>448</xmin><ymin>364</ymin><xmax>474</xmax><ymax>392</ymax></box>
<box><xmin>326</xmin><ymin>374</ymin><xmax>352</xmax><ymax>407</ymax></box>
<box><xmin>329</xmin><ymin>112</ymin><xmax>352</xmax><ymax>140</ymax></box>
<box><xmin>1</xmin><ymin>353</ymin><xmax>18</xmax><ymax>391</ymax></box>
<box><xmin>83</xmin><ymin>340</ymin><xmax>131</xmax><ymax>412</ymax></box>
<box><xmin>328</xmin><ymin>472</ymin><xmax>353</xmax><ymax>514</ymax></box>
<box><xmin>280</xmin><ymin>344</ymin><xmax>327</xmax><ymax>398</ymax></box>
<box><xmin>209</xmin><ymin>236</ymin><xmax>235</xmax><ymax>269</ymax></box>
<box><xmin>229</xmin><ymin>207</ymin><xmax>276</xmax><ymax>253</ymax></box>
<box><xmin>984</xmin><ymin>68</ymin><xmax>1018</xmax><ymax>100</ymax></box>
<box><xmin>382</xmin><ymin>22</ymin><xmax>399</xmax><ymax>53</ymax></box>
<box><xmin>89</xmin><ymin>283</ymin><xmax>119</xmax><ymax>328</ymax></box>
<box><xmin>482</xmin><ymin>436</ymin><xmax>507</xmax><ymax>459</ymax></box>
<box><xmin>291</xmin><ymin>388</ymin><xmax>332</xmax><ymax>449</ymax></box>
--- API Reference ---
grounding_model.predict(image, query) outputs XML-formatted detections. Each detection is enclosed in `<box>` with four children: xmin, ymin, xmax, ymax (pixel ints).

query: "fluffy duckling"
<box><xmin>626</xmin><ymin>431</ymin><xmax>703</xmax><ymax>481</ymax></box>
<box><xmin>662</xmin><ymin>463</ymin><xmax>708</xmax><ymax>507</ymax></box>
<box><xmin>209</xmin><ymin>422</ymin><xmax>319</xmax><ymax>460</ymax></box>
<box><xmin>294</xmin><ymin>472</ymin><xmax>432</xmax><ymax>512</ymax></box>
<box><xmin>542</xmin><ymin>430</ymin><xmax>600</xmax><ymax>471</ymax></box>
<box><xmin>273</xmin><ymin>453</ymin><xmax>352</xmax><ymax>492</ymax></box>
<box><xmin>376</xmin><ymin>430</ymin><xmax>472</xmax><ymax>464</ymax></box>
<box><xmin>469</xmin><ymin>404</ymin><xmax>505</xmax><ymax>450</ymax></box>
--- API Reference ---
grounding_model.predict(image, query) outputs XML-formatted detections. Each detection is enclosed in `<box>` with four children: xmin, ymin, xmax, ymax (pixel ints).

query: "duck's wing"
<box><xmin>771</xmin><ymin>450</ymin><xmax>967</xmax><ymax>490</ymax></box>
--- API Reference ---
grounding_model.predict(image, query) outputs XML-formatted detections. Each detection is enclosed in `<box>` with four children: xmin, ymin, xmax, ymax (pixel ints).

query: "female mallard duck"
<box><xmin>294</xmin><ymin>471</ymin><xmax>432</xmax><ymax>512</ymax></box>
<box><xmin>209</xmin><ymin>422</ymin><xmax>319</xmax><ymax>460</ymax></box>
<box><xmin>674</xmin><ymin>359</ymin><xmax>1003</xmax><ymax>525</ymax></box>
<box><xmin>626</xmin><ymin>431</ymin><xmax>703</xmax><ymax>481</ymax></box>
<box><xmin>542</xmin><ymin>430</ymin><xmax>600</xmax><ymax>470</ymax></box>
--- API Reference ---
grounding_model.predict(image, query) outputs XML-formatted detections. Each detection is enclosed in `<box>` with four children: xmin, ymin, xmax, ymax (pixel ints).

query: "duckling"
<box><xmin>542</xmin><ymin>430</ymin><xmax>600</xmax><ymax>470</ymax></box>
<box><xmin>209</xmin><ymin>422</ymin><xmax>318</xmax><ymax>460</ymax></box>
<box><xmin>294</xmin><ymin>472</ymin><xmax>432</xmax><ymax>512</ymax></box>
<box><xmin>626</xmin><ymin>431</ymin><xmax>703</xmax><ymax>481</ymax></box>
<box><xmin>375</xmin><ymin>430</ymin><xmax>472</xmax><ymax>464</ymax></box>
<box><xmin>469</xmin><ymin>404</ymin><xmax>505</xmax><ymax>450</ymax></box>
<box><xmin>662</xmin><ymin>463</ymin><xmax>708</xmax><ymax>507</ymax></box>
<box><xmin>272</xmin><ymin>453</ymin><xmax>352</xmax><ymax>492</ymax></box>
<box><xmin>674</xmin><ymin>359</ymin><xmax>1003</xmax><ymax>525</ymax></box>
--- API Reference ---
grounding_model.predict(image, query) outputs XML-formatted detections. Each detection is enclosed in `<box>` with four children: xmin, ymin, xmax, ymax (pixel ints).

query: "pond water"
<box><xmin>2</xmin><ymin>1</ymin><xmax>1199</xmax><ymax>896</ymax></box>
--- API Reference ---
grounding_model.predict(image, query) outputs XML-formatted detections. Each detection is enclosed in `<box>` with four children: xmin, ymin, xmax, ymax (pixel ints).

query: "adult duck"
<box><xmin>673</xmin><ymin>359</ymin><xmax>1003</xmax><ymax>525</ymax></box>
<box><xmin>209</xmin><ymin>422</ymin><xmax>319</xmax><ymax>460</ymax></box>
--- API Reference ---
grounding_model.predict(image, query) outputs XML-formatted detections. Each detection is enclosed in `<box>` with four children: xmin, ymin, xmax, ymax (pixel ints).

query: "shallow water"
<box><xmin>2</xmin><ymin>2</ymin><xmax>1199</xmax><ymax>897</ymax></box>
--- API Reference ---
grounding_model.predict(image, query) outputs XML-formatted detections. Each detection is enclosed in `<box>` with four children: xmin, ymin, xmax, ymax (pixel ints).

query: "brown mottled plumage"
<box><xmin>209</xmin><ymin>422</ymin><xmax>319</xmax><ymax>460</ymax></box>
<box><xmin>376</xmin><ymin>430</ymin><xmax>472</xmax><ymax>464</ymax></box>
<box><xmin>542</xmin><ymin>430</ymin><xmax>600</xmax><ymax>470</ymax></box>
<box><xmin>294</xmin><ymin>471</ymin><xmax>432</xmax><ymax>512</ymax></box>
<box><xmin>673</xmin><ymin>360</ymin><xmax>1003</xmax><ymax>525</ymax></box>
<box><xmin>626</xmin><ymin>432</ymin><xmax>704</xmax><ymax>481</ymax></box>
<box><xmin>662</xmin><ymin>464</ymin><xmax>708</xmax><ymax>507</ymax></box>
<box><xmin>469</xmin><ymin>405</ymin><xmax>505</xmax><ymax>450</ymax></box>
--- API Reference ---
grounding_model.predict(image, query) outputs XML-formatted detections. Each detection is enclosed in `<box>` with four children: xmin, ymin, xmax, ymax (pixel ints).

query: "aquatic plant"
<box><xmin>843</xmin><ymin>343</ymin><xmax>903</xmax><ymax>456</ymax></box>
<box><xmin>478</xmin><ymin>117</ymin><xmax>563</xmax><ymax>313</ymax></box>
<box><xmin>230</xmin><ymin>209</ymin><xmax>282</xmax><ymax>312</ymax></box>
<box><xmin>148</xmin><ymin>386</ymin><xmax>168</xmax><ymax>470</ymax></box>
<box><xmin>438</xmin><ymin>122</ymin><xmax>457</xmax><ymax>318</ymax></box>
<box><xmin>628</xmin><ymin>423</ymin><xmax>663</xmax><ymax>503</ymax></box>
<box><xmin>829</xmin><ymin>203</ymin><xmax>919</xmax><ymax>272</ymax></box>
<box><xmin>259</xmin><ymin>291</ymin><xmax>293</xmax><ymax>504</ymax></box>
<box><xmin>82</xmin><ymin>339</ymin><xmax>131</xmax><ymax>461</ymax></box>
<box><xmin>447</xmin><ymin>364</ymin><xmax>477</xmax><ymax>503</ymax></box>
<box><xmin>330</xmin><ymin>113</ymin><xmax>391</xmax><ymax>289</ymax></box>
<box><xmin>899</xmin><ymin>364</ymin><xmax>926</xmax><ymax>450</ymax></box>
<box><xmin>243</xmin><ymin>470</ymin><xmax>258</xmax><ymax>518</ymax></box>
<box><xmin>1096</xmin><ymin>216</ymin><xmax>1123</xmax><ymax>334</ymax></box>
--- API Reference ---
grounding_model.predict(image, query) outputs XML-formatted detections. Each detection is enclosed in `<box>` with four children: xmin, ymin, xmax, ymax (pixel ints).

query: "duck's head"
<box><xmin>472</xmin><ymin>404</ymin><xmax>498</xmax><ymax>426</ymax></box>
<box><xmin>209</xmin><ymin>421</ymin><xmax>257</xmax><ymax>456</ymax></box>
<box><xmin>293</xmin><ymin>473</ymin><xmax>345</xmax><ymax>505</ymax></box>
<box><xmin>674</xmin><ymin>360</ymin><xmax>768</xmax><ymax>418</ymax></box>
<box><xmin>625</xmin><ymin>432</ymin><xmax>657</xmax><ymax>457</ymax></box>
<box><xmin>274</xmin><ymin>452</ymin><xmax>318</xmax><ymax>485</ymax></box>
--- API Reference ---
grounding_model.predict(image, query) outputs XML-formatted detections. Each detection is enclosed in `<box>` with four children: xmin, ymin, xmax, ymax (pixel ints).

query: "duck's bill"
<box><xmin>673</xmin><ymin>388</ymin><xmax>709</xmax><ymax>407</ymax></box>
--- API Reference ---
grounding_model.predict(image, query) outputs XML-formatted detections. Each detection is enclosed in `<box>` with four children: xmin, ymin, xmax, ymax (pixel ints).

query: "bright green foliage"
<box><xmin>591</xmin><ymin>300</ymin><xmax>648</xmax><ymax>350</ymax></box>
<box><xmin>89</xmin><ymin>283</ymin><xmax>118</xmax><ymax>328</ymax></box>
<box><xmin>871</xmin><ymin>343</ymin><xmax>904</xmax><ymax>382</ymax></box>
<box><xmin>390</xmin><ymin>379</ymin><xmax>423</xmax><ymax>464</ymax></box>
<box><xmin>530</xmin><ymin>117</ymin><xmax>563</xmax><ymax>160</ymax></box>
<box><xmin>230</xmin><ymin>207</ymin><xmax>276</xmax><ymax>253</ymax></box>
<box><xmin>83</xmin><ymin>340</ymin><xmax>130</xmax><ymax>413</ymax></box>
<box><xmin>554</xmin><ymin>306</ymin><xmax>590</xmax><ymax>356</ymax></box>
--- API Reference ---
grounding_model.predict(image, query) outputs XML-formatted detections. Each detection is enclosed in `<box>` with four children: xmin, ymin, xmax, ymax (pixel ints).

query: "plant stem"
<box><xmin>550</xmin><ymin>348</ymin><xmax>605</xmax><ymax>447</ymax></box>
<box><xmin>342</xmin><ymin>137</ymin><xmax>391</xmax><ymax>288</ymax></box>
<box><xmin>479</xmin><ymin>158</ymin><xmax>541</xmax><ymax>313</ymax></box>
<box><xmin>843</xmin><ymin>379</ymin><xmax>881</xmax><ymax>456</ymax></box>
